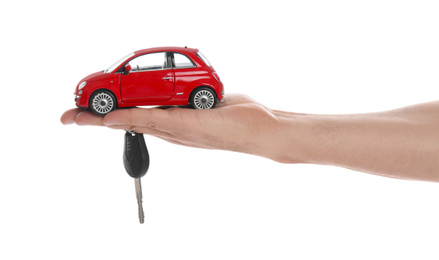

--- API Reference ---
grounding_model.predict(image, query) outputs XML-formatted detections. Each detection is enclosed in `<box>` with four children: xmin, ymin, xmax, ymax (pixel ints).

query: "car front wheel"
<box><xmin>89</xmin><ymin>90</ymin><xmax>117</xmax><ymax>116</ymax></box>
<box><xmin>190</xmin><ymin>88</ymin><xmax>217</xmax><ymax>109</ymax></box>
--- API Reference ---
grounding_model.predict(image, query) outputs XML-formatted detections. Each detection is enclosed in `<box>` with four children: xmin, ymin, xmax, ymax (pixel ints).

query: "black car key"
<box><xmin>123</xmin><ymin>131</ymin><xmax>150</xmax><ymax>223</ymax></box>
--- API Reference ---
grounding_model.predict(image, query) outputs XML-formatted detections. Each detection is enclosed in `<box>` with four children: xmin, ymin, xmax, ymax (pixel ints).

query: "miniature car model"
<box><xmin>74</xmin><ymin>47</ymin><xmax>224</xmax><ymax>116</ymax></box>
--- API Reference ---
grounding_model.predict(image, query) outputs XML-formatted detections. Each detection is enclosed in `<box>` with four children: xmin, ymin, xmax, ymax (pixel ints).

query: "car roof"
<box><xmin>134</xmin><ymin>46</ymin><xmax>199</xmax><ymax>55</ymax></box>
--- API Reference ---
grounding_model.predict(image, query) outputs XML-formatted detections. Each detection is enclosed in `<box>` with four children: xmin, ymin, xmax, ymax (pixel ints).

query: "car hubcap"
<box><xmin>193</xmin><ymin>90</ymin><xmax>214</xmax><ymax>109</ymax></box>
<box><xmin>92</xmin><ymin>92</ymin><xmax>114</xmax><ymax>114</ymax></box>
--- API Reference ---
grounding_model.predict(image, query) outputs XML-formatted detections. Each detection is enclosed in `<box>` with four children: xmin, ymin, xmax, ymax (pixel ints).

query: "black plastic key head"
<box><xmin>123</xmin><ymin>131</ymin><xmax>150</xmax><ymax>178</ymax></box>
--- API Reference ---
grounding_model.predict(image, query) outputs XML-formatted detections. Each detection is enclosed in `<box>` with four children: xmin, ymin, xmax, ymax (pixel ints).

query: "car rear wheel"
<box><xmin>89</xmin><ymin>90</ymin><xmax>117</xmax><ymax>116</ymax></box>
<box><xmin>190</xmin><ymin>87</ymin><xmax>217</xmax><ymax>109</ymax></box>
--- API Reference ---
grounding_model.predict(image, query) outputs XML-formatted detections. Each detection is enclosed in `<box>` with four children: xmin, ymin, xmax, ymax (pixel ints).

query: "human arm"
<box><xmin>61</xmin><ymin>94</ymin><xmax>439</xmax><ymax>182</ymax></box>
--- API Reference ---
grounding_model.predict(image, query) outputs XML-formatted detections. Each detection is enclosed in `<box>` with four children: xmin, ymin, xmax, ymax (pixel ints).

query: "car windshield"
<box><xmin>104</xmin><ymin>52</ymin><xmax>135</xmax><ymax>73</ymax></box>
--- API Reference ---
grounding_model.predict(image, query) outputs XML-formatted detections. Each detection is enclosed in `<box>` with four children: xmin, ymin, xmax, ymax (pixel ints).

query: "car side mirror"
<box><xmin>124</xmin><ymin>64</ymin><xmax>132</xmax><ymax>75</ymax></box>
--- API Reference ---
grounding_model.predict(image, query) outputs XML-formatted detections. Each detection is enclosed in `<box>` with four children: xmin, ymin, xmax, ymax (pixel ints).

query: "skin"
<box><xmin>61</xmin><ymin>94</ymin><xmax>439</xmax><ymax>182</ymax></box>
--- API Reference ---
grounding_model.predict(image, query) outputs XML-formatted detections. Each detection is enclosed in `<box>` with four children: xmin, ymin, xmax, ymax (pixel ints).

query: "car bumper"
<box><xmin>74</xmin><ymin>90</ymin><xmax>89</xmax><ymax>108</ymax></box>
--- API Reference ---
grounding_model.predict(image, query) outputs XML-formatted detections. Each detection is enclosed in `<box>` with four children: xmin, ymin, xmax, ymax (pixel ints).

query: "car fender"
<box><xmin>84</xmin><ymin>82</ymin><xmax>121</xmax><ymax>108</ymax></box>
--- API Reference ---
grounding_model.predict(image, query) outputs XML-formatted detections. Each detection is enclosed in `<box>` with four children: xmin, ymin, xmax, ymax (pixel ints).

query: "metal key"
<box><xmin>123</xmin><ymin>131</ymin><xmax>150</xmax><ymax>224</ymax></box>
<box><xmin>134</xmin><ymin>178</ymin><xmax>144</xmax><ymax>223</ymax></box>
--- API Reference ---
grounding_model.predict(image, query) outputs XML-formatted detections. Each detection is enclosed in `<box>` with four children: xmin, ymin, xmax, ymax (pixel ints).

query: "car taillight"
<box><xmin>212</xmin><ymin>72</ymin><xmax>221</xmax><ymax>82</ymax></box>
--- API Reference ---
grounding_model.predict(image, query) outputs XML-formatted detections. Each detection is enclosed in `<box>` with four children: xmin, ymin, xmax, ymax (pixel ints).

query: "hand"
<box><xmin>61</xmin><ymin>94</ymin><xmax>439</xmax><ymax>181</ymax></box>
<box><xmin>61</xmin><ymin>94</ymin><xmax>285</xmax><ymax>162</ymax></box>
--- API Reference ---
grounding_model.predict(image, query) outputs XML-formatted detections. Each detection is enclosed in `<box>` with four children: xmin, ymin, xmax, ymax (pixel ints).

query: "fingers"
<box><xmin>76</xmin><ymin>111</ymin><xmax>105</xmax><ymax>126</ymax></box>
<box><xmin>60</xmin><ymin>108</ymin><xmax>105</xmax><ymax>126</ymax></box>
<box><xmin>60</xmin><ymin>108</ymin><xmax>84</xmax><ymax>124</ymax></box>
<box><xmin>103</xmin><ymin>108</ymin><xmax>174</xmax><ymax>131</ymax></box>
<box><xmin>60</xmin><ymin>106</ymin><xmax>178</xmax><ymax>132</ymax></box>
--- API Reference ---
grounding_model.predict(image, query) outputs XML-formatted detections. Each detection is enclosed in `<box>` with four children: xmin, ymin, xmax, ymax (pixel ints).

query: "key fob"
<box><xmin>123</xmin><ymin>131</ymin><xmax>150</xmax><ymax>178</ymax></box>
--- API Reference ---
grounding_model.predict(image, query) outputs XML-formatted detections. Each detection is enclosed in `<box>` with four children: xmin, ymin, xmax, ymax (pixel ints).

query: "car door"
<box><xmin>171</xmin><ymin>52</ymin><xmax>199</xmax><ymax>91</ymax></box>
<box><xmin>120</xmin><ymin>52</ymin><xmax>174</xmax><ymax>103</ymax></box>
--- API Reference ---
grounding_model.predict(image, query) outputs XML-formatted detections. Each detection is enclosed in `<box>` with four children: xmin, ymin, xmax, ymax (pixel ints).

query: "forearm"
<box><xmin>272</xmin><ymin>102</ymin><xmax>439</xmax><ymax>182</ymax></box>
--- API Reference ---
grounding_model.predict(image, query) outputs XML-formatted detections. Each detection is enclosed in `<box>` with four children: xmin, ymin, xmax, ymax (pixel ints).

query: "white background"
<box><xmin>1</xmin><ymin>0</ymin><xmax>438</xmax><ymax>259</ymax></box>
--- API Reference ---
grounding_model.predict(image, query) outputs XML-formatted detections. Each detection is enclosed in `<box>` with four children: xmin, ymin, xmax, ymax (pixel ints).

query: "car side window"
<box><xmin>173</xmin><ymin>53</ymin><xmax>196</xmax><ymax>69</ymax></box>
<box><xmin>128</xmin><ymin>52</ymin><xmax>168</xmax><ymax>72</ymax></box>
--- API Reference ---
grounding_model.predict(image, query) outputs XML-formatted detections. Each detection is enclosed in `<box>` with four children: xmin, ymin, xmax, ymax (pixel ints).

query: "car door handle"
<box><xmin>162</xmin><ymin>77</ymin><xmax>173</xmax><ymax>80</ymax></box>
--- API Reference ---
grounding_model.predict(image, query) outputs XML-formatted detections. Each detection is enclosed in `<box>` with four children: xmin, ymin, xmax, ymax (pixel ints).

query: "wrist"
<box><xmin>268</xmin><ymin>111</ymin><xmax>343</xmax><ymax>165</ymax></box>
<box><xmin>266</xmin><ymin>110</ymin><xmax>317</xmax><ymax>164</ymax></box>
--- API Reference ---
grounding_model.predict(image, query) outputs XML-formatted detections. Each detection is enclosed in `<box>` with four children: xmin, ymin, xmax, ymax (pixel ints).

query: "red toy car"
<box><xmin>74</xmin><ymin>47</ymin><xmax>224</xmax><ymax>115</ymax></box>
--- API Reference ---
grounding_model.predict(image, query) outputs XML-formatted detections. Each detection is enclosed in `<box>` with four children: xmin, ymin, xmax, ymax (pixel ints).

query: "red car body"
<box><xmin>74</xmin><ymin>47</ymin><xmax>224</xmax><ymax>115</ymax></box>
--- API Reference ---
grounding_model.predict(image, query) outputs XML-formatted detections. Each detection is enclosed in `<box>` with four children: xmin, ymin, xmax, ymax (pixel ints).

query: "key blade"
<box><xmin>135</xmin><ymin>178</ymin><xmax>145</xmax><ymax>224</ymax></box>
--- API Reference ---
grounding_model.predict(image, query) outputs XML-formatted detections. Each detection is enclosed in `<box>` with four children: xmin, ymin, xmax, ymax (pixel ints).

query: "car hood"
<box><xmin>80</xmin><ymin>71</ymin><xmax>110</xmax><ymax>83</ymax></box>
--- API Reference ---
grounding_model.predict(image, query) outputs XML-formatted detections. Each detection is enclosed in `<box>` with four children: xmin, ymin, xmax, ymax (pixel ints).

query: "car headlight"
<box><xmin>78</xmin><ymin>81</ymin><xmax>87</xmax><ymax>90</ymax></box>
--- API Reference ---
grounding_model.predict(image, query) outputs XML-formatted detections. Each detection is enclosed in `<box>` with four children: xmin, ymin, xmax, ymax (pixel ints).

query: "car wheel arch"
<box><xmin>89</xmin><ymin>89</ymin><xmax>118</xmax><ymax>104</ymax></box>
<box><xmin>189</xmin><ymin>86</ymin><xmax>218</xmax><ymax>100</ymax></box>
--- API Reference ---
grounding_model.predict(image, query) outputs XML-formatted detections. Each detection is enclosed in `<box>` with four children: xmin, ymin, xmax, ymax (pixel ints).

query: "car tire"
<box><xmin>190</xmin><ymin>87</ymin><xmax>217</xmax><ymax>109</ymax></box>
<box><xmin>89</xmin><ymin>90</ymin><xmax>117</xmax><ymax>116</ymax></box>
